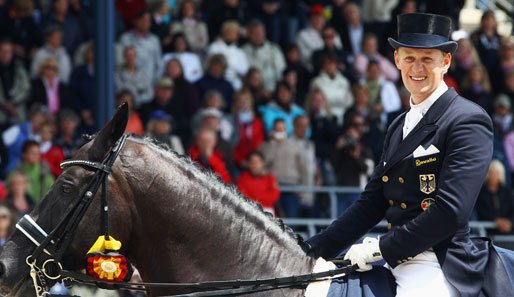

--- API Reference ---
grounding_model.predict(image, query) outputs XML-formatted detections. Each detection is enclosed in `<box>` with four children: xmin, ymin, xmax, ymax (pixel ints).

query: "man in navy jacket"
<box><xmin>306</xmin><ymin>13</ymin><xmax>493</xmax><ymax>297</ymax></box>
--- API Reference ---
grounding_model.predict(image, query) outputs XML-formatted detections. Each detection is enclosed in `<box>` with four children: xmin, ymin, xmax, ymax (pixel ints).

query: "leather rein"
<box><xmin>15</xmin><ymin>134</ymin><xmax>358</xmax><ymax>296</ymax></box>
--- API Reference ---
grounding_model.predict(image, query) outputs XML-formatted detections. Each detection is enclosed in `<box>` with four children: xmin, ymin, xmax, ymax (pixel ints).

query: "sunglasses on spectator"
<box><xmin>323</xmin><ymin>34</ymin><xmax>335</xmax><ymax>39</ymax></box>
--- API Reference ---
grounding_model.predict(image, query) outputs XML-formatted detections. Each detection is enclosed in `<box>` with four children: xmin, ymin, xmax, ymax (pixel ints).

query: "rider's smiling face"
<box><xmin>394</xmin><ymin>47</ymin><xmax>451</xmax><ymax>104</ymax></box>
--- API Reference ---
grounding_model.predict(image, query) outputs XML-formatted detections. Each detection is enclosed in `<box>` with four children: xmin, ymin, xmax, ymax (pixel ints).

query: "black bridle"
<box><xmin>16</xmin><ymin>134</ymin><xmax>128</xmax><ymax>296</ymax></box>
<box><xmin>16</xmin><ymin>134</ymin><xmax>358</xmax><ymax>297</ymax></box>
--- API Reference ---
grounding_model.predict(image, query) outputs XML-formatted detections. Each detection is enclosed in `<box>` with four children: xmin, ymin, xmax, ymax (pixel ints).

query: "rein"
<box><xmin>15</xmin><ymin>134</ymin><xmax>358</xmax><ymax>296</ymax></box>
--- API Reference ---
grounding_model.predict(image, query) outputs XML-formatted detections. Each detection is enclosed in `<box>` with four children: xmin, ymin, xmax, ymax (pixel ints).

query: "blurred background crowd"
<box><xmin>0</xmin><ymin>0</ymin><xmax>513</xmax><ymax>256</ymax></box>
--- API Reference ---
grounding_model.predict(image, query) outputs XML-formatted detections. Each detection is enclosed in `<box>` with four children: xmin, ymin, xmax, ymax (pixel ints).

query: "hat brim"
<box><xmin>388</xmin><ymin>37</ymin><xmax>457</xmax><ymax>55</ymax></box>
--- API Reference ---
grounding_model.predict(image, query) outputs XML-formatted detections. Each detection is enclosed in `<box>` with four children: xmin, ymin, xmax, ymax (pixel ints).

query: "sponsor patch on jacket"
<box><xmin>421</xmin><ymin>198</ymin><xmax>435</xmax><ymax>211</ymax></box>
<box><xmin>415</xmin><ymin>157</ymin><xmax>437</xmax><ymax>167</ymax></box>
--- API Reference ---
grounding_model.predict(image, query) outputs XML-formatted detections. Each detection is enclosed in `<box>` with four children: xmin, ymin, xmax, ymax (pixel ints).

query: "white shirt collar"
<box><xmin>409</xmin><ymin>81</ymin><xmax>448</xmax><ymax>112</ymax></box>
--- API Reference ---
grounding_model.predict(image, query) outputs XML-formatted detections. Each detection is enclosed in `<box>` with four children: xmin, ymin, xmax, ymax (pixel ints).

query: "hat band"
<box><xmin>398</xmin><ymin>33</ymin><xmax>450</xmax><ymax>48</ymax></box>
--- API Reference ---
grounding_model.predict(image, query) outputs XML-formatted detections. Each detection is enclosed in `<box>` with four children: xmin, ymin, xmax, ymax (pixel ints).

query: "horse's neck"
<box><xmin>126</xmin><ymin>147</ymin><xmax>314</xmax><ymax>293</ymax></box>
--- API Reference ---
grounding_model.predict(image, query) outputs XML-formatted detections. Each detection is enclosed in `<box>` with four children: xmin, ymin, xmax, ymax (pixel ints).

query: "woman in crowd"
<box><xmin>232</xmin><ymin>90</ymin><xmax>265</xmax><ymax>167</ymax></box>
<box><xmin>170</xmin><ymin>0</ymin><xmax>209</xmax><ymax>54</ymax></box>
<box><xmin>0</xmin><ymin>204</ymin><xmax>15</xmax><ymax>247</ymax></box>
<box><xmin>461</xmin><ymin>64</ymin><xmax>494</xmax><ymax>113</ymax></box>
<box><xmin>162</xmin><ymin>33</ymin><xmax>203</xmax><ymax>83</ymax></box>
<box><xmin>476</xmin><ymin>160</ymin><xmax>514</xmax><ymax>234</ymax></box>
<box><xmin>5</xmin><ymin>173</ymin><xmax>34</xmax><ymax>218</ymax></box>
<box><xmin>236</xmin><ymin>151</ymin><xmax>280</xmax><ymax>216</ymax></box>
<box><xmin>29</xmin><ymin>57</ymin><xmax>72</xmax><ymax>118</ymax></box>
<box><xmin>145</xmin><ymin>109</ymin><xmax>185</xmax><ymax>155</ymax></box>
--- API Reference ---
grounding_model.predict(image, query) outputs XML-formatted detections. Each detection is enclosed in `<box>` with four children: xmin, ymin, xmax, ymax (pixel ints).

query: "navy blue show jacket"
<box><xmin>307</xmin><ymin>88</ymin><xmax>493</xmax><ymax>297</ymax></box>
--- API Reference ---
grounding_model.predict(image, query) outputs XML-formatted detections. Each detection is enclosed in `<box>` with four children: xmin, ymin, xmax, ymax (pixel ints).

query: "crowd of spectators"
<box><xmin>0</xmin><ymin>0</ymin><xmax>513</xmax><ymax>242</ymax></box>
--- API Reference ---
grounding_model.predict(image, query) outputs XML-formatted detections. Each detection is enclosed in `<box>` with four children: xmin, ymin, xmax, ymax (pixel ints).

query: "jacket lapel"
<box><xmin>383</xmin><ymin>88</ymin><xmax>459</xmax><ymax>173</ymax></box>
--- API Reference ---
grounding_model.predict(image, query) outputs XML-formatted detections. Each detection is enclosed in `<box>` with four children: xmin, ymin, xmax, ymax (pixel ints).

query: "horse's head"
<box><xmin>0</xmin><ymin>104</ymin><xmax>133</xmax><ymax>297</ymax></box>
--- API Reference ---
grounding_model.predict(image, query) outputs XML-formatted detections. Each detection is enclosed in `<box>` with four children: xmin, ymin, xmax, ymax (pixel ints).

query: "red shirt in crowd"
<box><xmin>236</xmin><ymin>171</ymin><xmax>280</xmax><ymax>214</ymax></box>
<box><xmin>189</xmin><ymin>146</ymin><xmax>232</xmax><ymax>184</ymax></box>
<box><xmin>0</xmin><ymin>182</ymin><xmax>6</xmax><ymax>200</ymax></box>
<box><xmin>41</xmin><ymin>146</ymin><xmax>65</xmax><ymax>178</ymax></box>
<box><xmin>234</xmin><ymin>117</ymin><xmax>265</xmax><ymax>166</ymax></box>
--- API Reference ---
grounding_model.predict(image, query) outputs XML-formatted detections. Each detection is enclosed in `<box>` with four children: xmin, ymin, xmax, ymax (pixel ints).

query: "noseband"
<box><xmin>16</xmin><ymin>134</ymin><xmax>128</xmax><ymax>297</ymax></box>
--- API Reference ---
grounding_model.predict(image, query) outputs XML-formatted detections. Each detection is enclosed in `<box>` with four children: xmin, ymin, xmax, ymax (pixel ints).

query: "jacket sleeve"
<box><xmin>379</xmin><ymin>112</ymin><xmax>493</xmax><ymax>268</ymax></box>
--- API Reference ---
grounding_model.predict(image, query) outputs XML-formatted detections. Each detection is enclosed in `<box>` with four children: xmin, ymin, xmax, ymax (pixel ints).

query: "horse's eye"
<box><xmin>62</xmin><ymin>184</ymin><xmax>73</xmax><ymax>193</ymax></box>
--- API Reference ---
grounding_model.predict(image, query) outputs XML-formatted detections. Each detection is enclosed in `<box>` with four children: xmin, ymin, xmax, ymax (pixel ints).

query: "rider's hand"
<box><xmin>344</xmin><ymin>237</ymin><xmax>383</xmax><ymax>272</ymax></box>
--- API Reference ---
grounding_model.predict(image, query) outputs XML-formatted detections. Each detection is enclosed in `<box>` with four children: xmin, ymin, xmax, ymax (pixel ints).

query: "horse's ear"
<box><xmin>88</xmin><ymin>103</ymin><xmax>129</xmax><ymax>161</ymax></box>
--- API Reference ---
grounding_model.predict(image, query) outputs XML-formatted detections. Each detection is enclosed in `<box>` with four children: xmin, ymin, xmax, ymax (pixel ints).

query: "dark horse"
<box><xmin>0</xmin><ymin>104</ymin><xmax>317</xmax><ymax>297</ymax></box>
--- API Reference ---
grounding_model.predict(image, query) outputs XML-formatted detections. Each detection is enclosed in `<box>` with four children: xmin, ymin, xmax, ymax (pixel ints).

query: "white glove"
<box><xmin>344</xmin><ymin>237</ymin><xmax>383</xmax><ymax>272</ymax></box>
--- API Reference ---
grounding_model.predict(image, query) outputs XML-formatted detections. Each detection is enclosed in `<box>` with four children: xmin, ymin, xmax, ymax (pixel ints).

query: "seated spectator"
<box><xmin>163</xmin><ymin>58</ymin><xmax>200</xmax><ymax>115</ymax></box>
<box><xmin>42</xmin><ymin>0</ymin><xmax>84</xmax><ymax>55</ymax></box>
<box><xmin>331</xmin><ymin>112</ymin><xmax>374</xmax><ymax>213</ymax></box>
<box><xmin>69</xmin><ymin>41</ymin><xmax>95</xmax><ymax>133</ymax></box>
<box><xmin>139</xmin><ymin>76</ymin><xmax>190</xmax><ymax>143</ymax></box>
<box><xmin>0</xmin><ymin>0</ymin><xmax>42</xmax><ymax>63</ymax></box>
<box><xmin>340</xmin><ymin>2</ymin><xmax>368</xmax><ymax>56</ymax></box>
<box><xmin>247</xmin><ymin>0</ymin><xmax>282</xmax><ymax>44</ymax></box>
<box><xmin>162</xmin><ymin>33</ymin><xmax>203</xmax><ymax>83</ymax></box>
<box><xmin>354</xmin><ymin>33</ymin><xmax>399</xmax><ymax>82</ymax></box>
<box><xmin>29</xmin><ymin>57</ymin><xmax>73</xmax><ymax>118</ymax></box>
<box><xmin>115</xmin><ymin>0</ymin><xmax>148</xmax><ymax>28</ymax></box>
<box><xmin>207</xmin><ymin>20</ymin><xmax>249</xmax><ymax>91</ymax></box>
<box><xmin>242</xmin><ymin>67</ymin><xmax>271</xmax><ymax>109</ymax></box>
<box><xmin>191</xmin><ymin>91</ymin><xmax>237</xmax><ymax>144</ymax></box>
<box><xmin>242</xmin><ymin>19</ymin><xmax>286</xmax><ymax>93</ymax></box>
<box><xmin>471</xmin><ymin>10</ymin><xmax>503</xmax><ymax>92</ymax></box>
<box><xmin>493</xmin><ymin>93</ymin><xmax>513</xmax><ymax>134</ymax></box>
<box><xmin>54</xmin><ymin>108</ymin><xmax>84</xmax><ymax>159</ymax></box>
<box><xmin>148</xmin><ymin>0</ymin><xmax>172</xmax><ymax>51</ymax></box>
<box><xmin>145</xmin><ymin>110</ymin><xmax>185</xmax><ymax>155</ymax></box>
<box><xmin>304</xmin><ymin>88</ymin><xmax>339</xmax><ymax>186</ymax></box>
<box><xmin>0</xmin><ymin>38</ymin><xmax>30</xmax><ymax>131</ymax></box>
<box><xmin>232</xmin><ymin>90</ymin><xmax>265</xmax><ymax>167</ymax></box>
<box><xmin>2</xmin><ymin>103</ymin><xmax>49</xmax><ymax>174</ymax></box>
<box><xmin>4</xmin><ymin>172</ymin><xmax>34</xmax><ymax>218</ymax></box>
<box><xmin>236</xmin><ymin>151</ymin><xmax>280</xmax><ymax>216</ymax></box>
<box><xmin>170</xmin><ymin>0</ymin><xmax>209</xmax><ymax>54</ymax></box>
<box><xmin>0</xmin><ymin>204</ymin><xmax>15</xmax><ymax>246</ymax></box>
<box><xmin>500</xmin><ymin>38</ymin><xmax>514</xmax><ymax>82</ymax></box>
<box><xmin>118</xmin><ymin>9</ymin><xmax>162</xmax><ymax>83</ymax></box>
<box><xmin>363</xmin><ymin>60</ymin><xmax>401</xmax><ymax>124</ymax></box>
<box><xmin>289</xmin><ymin>115</ymin><xmax>318</xmax><ymax>209</ymax></box>
<box><xmin>450</xmin><ymin>38</ymin><xmax>482</xmax><ymax>85</ymax></box>
<box><xmin>206</xmin><ymin>0</ymin><xmax>247</xmax><ymax>42</ymax></box>
<box><xmin>310</xmin><ymin>55</ymin><xmax>354</xmax><ymax>124</ymax></box>
<box><xmin>360</xmin><ymin>0</ymin><xmax>398</xmax><ymax>55</ymax></box>
<box><xmin>116</xmin><ymin>90</ymin><xmax>144</xmax><ymax>135</ymax></box>
<box><xmin>259</xmin><ymin>81</ymin><xmax>306</xmax><ymax>135</ymax></box>
<box><xmin>284</xmin><ymin>44</ymin><xmax>311</xmax><ymax>103</ymax></box>
<box><xmin>39</xmin><ymin>122</ymin><xmax>65</xmax><ymax>178</ymax></box>
<box><xmin>195</xmin><ymin>108</ymin><xmax>237</xmax><ymax>178</ymax></box>
<box><xmin>283</xmin><ymin>67</ymin><xmax>308</xmax><ymax>107</ymax></box>
<box><xmin>195</xmin><ymin>54</ymin><xmax>234</xmax><ymax>109</ymax></box>
<box><xmin>476</xmin><ymin>160</ymin><xmax>514</xmax><ymax>234</ymax></box>
<box><xmin>189</xmin><ymin>127</ymin><xmax>232</xmax><ymax>184</ymax></box>
<box><xmin>311</xmin><ymin>25</ymin><xmax>357</xmax><ymax>83</ymax></box>
<box><xmin>10</xmin><ymin>140</ymin><xmax>54</xmax><ymax>203</ymax></box>
<box><xmin>259</xmin><ymin>118</ymin><xmax>308</xmax><ymax>218</ymax></box>
<box><xmin>31</xmin><ymin>25</ymin><xmax>72</xmax><ymax>83</ymax></box>
<box><xmin>461</xmin><ymin>64</ymin><xmax>494</xmax><ymax>113</ymax></box>
<box><xmin>297</xmin><ymin>4</ymin><xmax>342</xmax><ymax>70</ymax></box>
<box><xmin>115</xmin><ymin>46</ymin><xmax>154</xmax><ymax>108</ymax></box>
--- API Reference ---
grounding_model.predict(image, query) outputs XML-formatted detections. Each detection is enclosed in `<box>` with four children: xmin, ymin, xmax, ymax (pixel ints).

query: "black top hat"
<box><xmin>388</xmin><ymin>13</ymin><xmax>458</xmax><ymax>54</ymax></box>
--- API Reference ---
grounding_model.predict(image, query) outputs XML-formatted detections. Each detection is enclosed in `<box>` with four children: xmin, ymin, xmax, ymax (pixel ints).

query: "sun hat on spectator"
<box><xmin>388</xmin><ymin>13</ymin><xmax>458</xmax><ymax>55</ymax></box>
